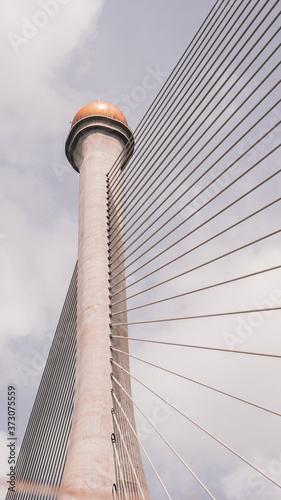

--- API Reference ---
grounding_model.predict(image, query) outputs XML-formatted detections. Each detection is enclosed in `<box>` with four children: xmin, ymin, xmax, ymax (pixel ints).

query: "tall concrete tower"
<box><xmin>59</xmin><ymin>102</ymin><xmax>149</xmax><ymax>499</ymax></box>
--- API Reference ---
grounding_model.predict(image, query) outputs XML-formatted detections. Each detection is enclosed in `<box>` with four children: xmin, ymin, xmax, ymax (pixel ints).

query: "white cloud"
<box><xmin>1</xmin><ymin>0</ymin><xmax>105</xmax><ymax>154</ymax></box>
<box><xmin>0</xmin><ymin>165</ymin><xmax>78</xmax><ymax>346</ymax></box>
<box><xmin>0</xmin><ymin>1</ymin><xmax>106</xmax><ymax>357</ymax></box>
<box><xmin>0</xmin><ymin>2</ymin><xmax>280</xmax><ymax>498</ymax></box>
<box><xmin>0</xmin><ymin>0</ymin><xmax>105</xmax><ymax>346</ymax></box>
<box><xmin>219</xmin><ymin>452</ymin><xmax>281</xmax><ymax>500</ymax></box>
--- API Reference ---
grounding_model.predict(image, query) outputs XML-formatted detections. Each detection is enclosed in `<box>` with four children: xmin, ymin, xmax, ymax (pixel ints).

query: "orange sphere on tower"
<box><xmin>72</xmin><ymin>101</ymin><xmax>128</xmax><ymax>127</ymax></box>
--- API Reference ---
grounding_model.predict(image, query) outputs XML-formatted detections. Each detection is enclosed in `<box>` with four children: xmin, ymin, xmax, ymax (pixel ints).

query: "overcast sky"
<box><xmin>0</xmin><ymin>1</ymin><xmax>280</xmax><ymax>499</ymax></box>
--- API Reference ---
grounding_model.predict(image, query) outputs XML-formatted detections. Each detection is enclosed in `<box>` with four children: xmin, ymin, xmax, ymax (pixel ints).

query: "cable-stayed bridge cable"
<box><xmin>108</xmin><ymin>1</ymin><xmax>278</xmax><ymax>225</ymax></box>
<box><xmin>108</xmin><ymin>0</ymin><xmax>271</xmax><ymax>198</ymax></box>
<box><xmin>110</xmin><ymin>195</ymin><xmax>281</xmax><ymax>289</ymax></box>
<box><xmin>110</xmin><ymin>338</ymin><xmax>281</xmax><ymax>359</ymax></box>
<box><xmin>111</xmin><ymin>355</ymin><xmax>281</xmax><ymax>427</ymax></box>
<box><xmin>108</xmin><ymin>0</ymin><xmax>233</xmax><ymax>182</ymax></box>
<box><xmin>111</xmin><ymin>363</ymin><xmax>281</xmax><ymax>490</ymax></box>
<box><xmin>112</xmin><ymin>392</ymin><xmax>172</xmax><ymax>499</ymax></box>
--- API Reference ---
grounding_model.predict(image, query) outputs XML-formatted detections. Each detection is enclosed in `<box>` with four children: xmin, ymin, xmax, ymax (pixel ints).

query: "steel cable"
<box><xmin>111</xmin><ymin>363</ymin><xmax>281</xmax><ymax>490</ymax></box>
<box><xmin>109</xmin><ymin>80</ymin><xmax>280</xmax><ymax>259</ymax></box>
<box><xmin>112</xmin><ymin>391</ymin><xmax>172</xmax><ymax>499</ymax></box>
<box><xmin>111</xmin><ymin>354</ymin><xmax>281</xmax><ymax>419</ymax></box>
<box><xmin>110</xmin><ymin>338</ymin><xmax>281</xmax><ymax>359</ymax></box>
<box><xmin>110</xmin><ymin>228</ymin><xmax>281</xmax><ymax>299</ymax></box>
<box><xmin>108</xmin><ymin>0</ymin><xmax>246</xmax><ymax>192</ymax></box>
<box><xmin>111</xmin><ymin>191</ymin><xmax>281</xmax><ymax>291</ymax></box>
<box><xmin>109</xmin><ymin>0</ymin><xmax>259</xmax><ymax>201</ymax></box>
<box><xmin>109</xmin><ymin>1</ymin><xmax>277</xmax><ymax>230</ymax></box>
<box><xmin>108</xmin><ymin>0</ymin><xmax>233</xmax><ymax>183</ymax></box>
<box><xmin>111</xmin><ymin>264</ymin><xmax>281</xmax><ymax>308</ymax></box>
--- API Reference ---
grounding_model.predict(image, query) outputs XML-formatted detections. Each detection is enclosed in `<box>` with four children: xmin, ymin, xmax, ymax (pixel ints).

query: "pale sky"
<box><xmin>0</xmin><ymin>1</ymin><xmax>280</xmax><ymax>499</ymax></box>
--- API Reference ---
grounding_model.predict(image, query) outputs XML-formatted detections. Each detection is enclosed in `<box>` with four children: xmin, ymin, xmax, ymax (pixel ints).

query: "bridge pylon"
<box><xmin>59</xmin><ymin>101</ymin><xmax>149</xmax><ymax>499</ymax></box>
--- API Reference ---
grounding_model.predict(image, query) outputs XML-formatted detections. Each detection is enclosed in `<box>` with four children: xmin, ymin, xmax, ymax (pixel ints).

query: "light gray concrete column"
<box><xmin>59</xmin><ymin>118</ymin><xmax>130</xmax><ymax>499</ymax></box>
<box><xmin>110</xmin><ymin>289</ymin><xmax>151</xmax><ymax>498</ymax></box>
<box><xmin>109</xmin><ymin>172</ymin><xmax>150</xmax><ymax>498</ymax></box>
<box><xmin>59</xmin><ymin>107</ymin><xmax>149</xmax><ymax>500</ymax></box>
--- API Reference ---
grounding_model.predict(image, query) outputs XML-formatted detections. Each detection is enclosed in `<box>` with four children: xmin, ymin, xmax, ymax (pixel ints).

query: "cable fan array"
<box><xmin>108</xmin><ymin>0</ymin><xmax>281</xmax><ymax>497</ymax></box>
